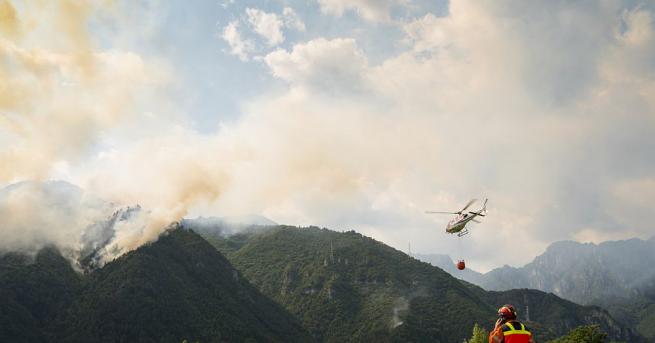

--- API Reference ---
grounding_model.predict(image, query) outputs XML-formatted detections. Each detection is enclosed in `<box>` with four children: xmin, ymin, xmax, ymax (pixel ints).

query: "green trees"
<box><xmin>463</xmin><ymin>323</ymin><xmax>488</xmax><ymax>343</ymax></box>
<box><xmin>0</xmin><ymin>228</ymin><xmax>311</xmax><ymax>342</ymax></box>
<box><xmin>210</xmin><ymin>225</ymin><xmax>494</xmax><ymax>342</ymax></box>
<box><xmin>2</xmin><ymin>224</ymin><xmax>642</xmax><ymax>342</ymax></box>
<box><xmin>548</xmin><ymin>325</ymin><xmax>608</xmax><ymax>343</ymax></box>
<box><xmin>201</xmin><ymin>225</ymin><xmax>641</xmax><ymax>342</ymax></box>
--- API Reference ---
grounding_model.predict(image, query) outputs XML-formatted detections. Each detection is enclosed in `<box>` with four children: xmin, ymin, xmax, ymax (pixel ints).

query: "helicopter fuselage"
<box><xmin>446</xmin><ymin>212</ymin><xmax>481</xmax><ymax>234</ymax></box>
<box><xmin>425</xmin><ymin>198</ymin><xmax>487</xmax><ymax>237</ymax></box>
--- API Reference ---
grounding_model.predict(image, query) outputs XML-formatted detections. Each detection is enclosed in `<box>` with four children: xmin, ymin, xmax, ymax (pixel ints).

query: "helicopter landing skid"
<box><xmin>457</xmin><ymin>229</ymin><xmax>469</xmax><ymax>237</ymax></box>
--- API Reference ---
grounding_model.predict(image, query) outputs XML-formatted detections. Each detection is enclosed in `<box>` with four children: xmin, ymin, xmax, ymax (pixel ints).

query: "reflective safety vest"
<box><xmin>502</xmin><ymin>321</ymin><xmax>532</xmax><ymax>343</ymax></box>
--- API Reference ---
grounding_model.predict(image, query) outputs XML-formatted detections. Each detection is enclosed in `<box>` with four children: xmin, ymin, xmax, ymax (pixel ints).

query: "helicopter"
<box><xmin>425</xmin><ymin>198</ymin><xmax>488</xmax><ymax>237</ymax></box>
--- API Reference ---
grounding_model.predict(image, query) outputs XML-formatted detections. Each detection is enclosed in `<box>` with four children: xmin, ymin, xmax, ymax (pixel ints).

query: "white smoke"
<box><xmin>391</xmin><ymin>296</ymin><xmax>409</xmax><ymax>328</ymax></box>
<box><xmin>0</xmin><ymin>181</ymin><xmax>108</xmax><ymax>256</ymax></box>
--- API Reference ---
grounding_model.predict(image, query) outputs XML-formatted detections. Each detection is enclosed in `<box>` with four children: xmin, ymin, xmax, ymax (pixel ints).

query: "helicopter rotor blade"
<box><xmin>425</xmin><ymin>211</ymin><xmax>458</xmax><ymax>214</ymax></box>
<box><xmin>460</xmin><ymin>199</ymin><xmax>478</xmax><ymax>212</ymax></box>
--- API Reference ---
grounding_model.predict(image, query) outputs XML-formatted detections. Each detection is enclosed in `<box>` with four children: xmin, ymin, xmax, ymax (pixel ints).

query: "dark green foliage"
<box><xmin>207</xmin><ymin>226</ymin><xmax>495</xmax><ymax>342</ymax></box>
<box><xmin>0</xmin><ymin>247</ymin><xmax>82</xmax><ymax>342</ymax></box>
<box><xmin>0</xmin><ymin>228</ymin><xmax>310</xmax><ymax>343</ymax></box>
<box><xmin>1</xmin><ymin>224</ymin><xmax>640</xmax><ymax>343</ymax></box>
<box><xmin>200</xmin><ymin>225</ymin><xmax>638</xmax><ymax>343</ymax></box>
<box><xmin>548</xmin><ymin>325</ymin><xmax>607</xmax><ymax>343</ymax></box>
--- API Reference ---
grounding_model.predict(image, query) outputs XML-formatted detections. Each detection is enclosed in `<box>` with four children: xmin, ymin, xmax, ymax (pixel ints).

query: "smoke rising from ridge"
<box><xmin>0</xmin><ymin>0</ymin><xmax>179</xmax><ymax>263</ymax></box>
<box><xmin>1</xmin><ymin>1</ymin><xmax>654</xmax><ymax>270</ymax></box>
<box><xmin>0</xmin><ymin>181</ymin><xmax>111</xmax><ymax>257</ymax></box>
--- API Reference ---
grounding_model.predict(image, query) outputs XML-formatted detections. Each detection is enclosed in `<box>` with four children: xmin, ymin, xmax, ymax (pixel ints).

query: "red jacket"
<box><xmin>489</xmin><ymin>320</ymin><xmax>534</xmax><ymax>343</ymax></box>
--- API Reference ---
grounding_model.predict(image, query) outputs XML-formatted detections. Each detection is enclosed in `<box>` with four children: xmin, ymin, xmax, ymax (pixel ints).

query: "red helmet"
<box><xmin>498</xmin><ymin>304</ymin><xmax>517</xmax><ymax>320</ymax></box>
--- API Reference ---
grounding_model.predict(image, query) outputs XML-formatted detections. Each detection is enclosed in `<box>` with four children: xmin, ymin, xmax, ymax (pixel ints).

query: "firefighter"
<box><xmin>489</xmin><ymin>304</ymin><xmax>534</xmax><ymax>343</ymax></box>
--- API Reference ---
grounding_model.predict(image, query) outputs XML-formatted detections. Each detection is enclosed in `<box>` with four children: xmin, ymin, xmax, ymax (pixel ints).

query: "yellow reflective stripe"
<box><xmin>503</xmin><ymin>330</ymin><xmax>532</xmax><ymax>336</ymax></box>
<box><xmin>502</xmin><ymin>322</ymin><xmax>532</xmax><ymax>336</ymax></box>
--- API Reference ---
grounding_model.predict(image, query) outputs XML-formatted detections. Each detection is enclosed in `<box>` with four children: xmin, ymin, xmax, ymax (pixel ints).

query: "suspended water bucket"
<box><xmin>456</xmin><ymin>260</ymin><xmax>466</xmax><ymax>270</ymax></box>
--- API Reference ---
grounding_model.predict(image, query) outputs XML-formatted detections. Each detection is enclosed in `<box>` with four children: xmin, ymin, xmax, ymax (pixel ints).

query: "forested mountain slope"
<box><xmin>196</xmin><ymin>225</ymin><xmax>640</xmax><ymax>342</ymax></box>
<box><xmin>0</xmin><ymin>228</ymin><xmax>309</xmax><ymax>343</ymax></box>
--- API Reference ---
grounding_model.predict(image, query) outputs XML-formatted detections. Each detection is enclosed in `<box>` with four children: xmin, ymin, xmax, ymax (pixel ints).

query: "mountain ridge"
<box><xmin>479</xmin><ymin>236</ymin><xmax>655</xmax><ymax>303</ymax></box>
<box><xmin>193</xmin><ymin>223</ymin><xmax>640</xmax><ymax>342</ymax></box>
<box><xmin>0</xmin><ymin>226</ymin><xmax>310</xmax><ymax>342</ymax></box>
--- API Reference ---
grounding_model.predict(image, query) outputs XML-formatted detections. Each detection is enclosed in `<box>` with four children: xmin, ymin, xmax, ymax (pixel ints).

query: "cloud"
<box><xmin>283</xmin><ymin>7</ymin><xmax>306</xmax><ymax>32</ymax></box>
<box><xmin>220</xmin><ymin>0</ymin><xmax>235</xmax><ymax>9</ymax></box>
<box><xmin>221</xmin><ymin>20</ymin><xmax>255</xmax><ymax>61</ymax></box>
<box><xmin>246</xmin><ymin>8</ymin><xmax>285</xmax><ymax>47</ymax></box>
<box><xmin>224</xmin><ymin>7</ymin><xmax>305</xmax><ymax>59</ymax></box>
<box><xmin>317</xmin><ymin>0</ymin><xmax>404</xmax><ymax>22</ymax></box>
<box><xmin>264</xmin><ymin>38</ymin><xmax>368</xmax><ymax>93</ymax></box>
<box><xmin>249</xmin><ymin>0</ymin><xmax>655</xmax><ymax>270</ymax></box>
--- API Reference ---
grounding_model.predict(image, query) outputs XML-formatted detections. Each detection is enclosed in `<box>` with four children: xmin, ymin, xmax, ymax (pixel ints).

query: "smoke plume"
<box><xmin>1</xmin><ymin>1</ymin><xmax>654</xmax><ymax>271</ymax></box>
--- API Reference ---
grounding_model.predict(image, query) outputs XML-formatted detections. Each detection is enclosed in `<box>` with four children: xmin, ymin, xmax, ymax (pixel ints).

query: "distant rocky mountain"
<box><xmin>415</xmin><ymin>236</ymin><xmax>655</xmax><ymax>340</ymax></box>
<box><xmin>416</xmin><ymin>237</ymin><xmax>655</xmax><ymax>305</ymax></box>
<box><xmin>197</xmin><ymin>224</ymin><xmax>641</xmax><ymax>342</ymax></box>
<box><xmin>0</xmin><ymin>227</ymin><xmax>309</xmax><ymax>342</ymax></box>
<box><xmin>479</xmin><ymin>236</ymin><xmax>655</xmax><ymax>341</ymax></box>
<box><xmin>478</xmin><ymin>238</ymin><xmax>655</xmax><ymax>305</ymax></box>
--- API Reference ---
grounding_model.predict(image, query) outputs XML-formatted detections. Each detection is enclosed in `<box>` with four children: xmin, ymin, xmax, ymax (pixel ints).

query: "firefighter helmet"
<box><xmin>498</xmin><ymin>304</ymin><xmax>517</xmax><ymax>320</ymax></box>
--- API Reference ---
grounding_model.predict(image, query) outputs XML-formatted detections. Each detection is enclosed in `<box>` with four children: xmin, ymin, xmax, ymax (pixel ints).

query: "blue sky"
<box><xmin>103</xmin><ymin>0</ymin><xmax>448</xmax><ymax>132</ymax></box>
<box><xmin>1</xmin><ymin>0</ymin><xmax>654</xmax><ymax>270</ymax></box>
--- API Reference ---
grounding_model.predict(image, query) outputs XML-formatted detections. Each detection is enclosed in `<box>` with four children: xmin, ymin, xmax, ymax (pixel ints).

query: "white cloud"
<box><xmin>283</xmin><ymin>7</ymin><xmax>306</xmax><ymax>32</ymax></box>
<box><xmin>264</xmin><ymin>38</ymin><xmax>368</xmax><ymax>92</ymax></box>
<box><xmin>221</xmin><ymin>20</ymin><xmax>255</xmax><ymax>61</ymax></box>
<box><xmin>317</xmin><ymin>0</ymin><xmax>404</xmax><ymax>22</ymax></box>
<box><xmin>222</xmin><ymin>7</ymin><xmax>306</xmax><ymax>59</ymax></box>
<box><xmin>244</xmin><ymin>7</ymin><xmax>306</xmax><ymax>48</ymax></box>
<box><xmin>246</xmin><ymin>8</ymin><xmax>285</xmax><ymax>47</ymax></box>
